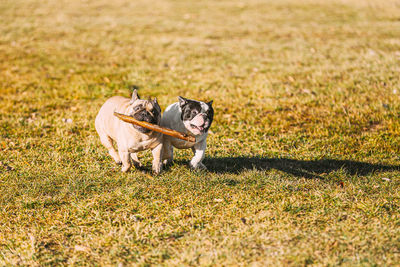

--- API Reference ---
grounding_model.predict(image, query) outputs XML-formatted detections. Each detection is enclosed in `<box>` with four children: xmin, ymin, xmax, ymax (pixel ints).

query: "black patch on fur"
<box><xmin>181</xmin><ymin>101</ymin><xmax>202</xmax><ymax>121</ymax></box>
<box><xmin>152</xmin><ymin>105</ymin><xmax>160</xmax><ymax>121</ymax></box>
<box><xmin>205</xmin><ymin>103</ymin><xmax>214</xmax><ymax>131</ymax></box>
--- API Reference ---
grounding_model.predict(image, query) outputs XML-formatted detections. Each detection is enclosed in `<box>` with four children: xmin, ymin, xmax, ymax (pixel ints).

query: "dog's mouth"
<box><xmin>190</xmin><ymin>124</ymin><xmax>205</xmax><ymax>132</ymax></box>
<box><xmin>189</xmin><ymin>123</ymin><xmax>208</xmax><ymax>135</ymax></box>
<box><xmin>133</xmin><ymin>118</ymin><xmax>159</xmax><ymax>133</ymax></box>
<box><xmin>133</xmin><ymin>124</ymin><xmax>151</xmax><ymax>133</ymax></box>
<box><xmin>127</xmin><ymin>112</ymin><xmax>159</xmax><ymax>133</ymax></box>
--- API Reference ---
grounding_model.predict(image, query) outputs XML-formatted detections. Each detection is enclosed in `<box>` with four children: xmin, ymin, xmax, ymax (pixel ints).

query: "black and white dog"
<box><xmin>161</xmin><ymin>96</ymin><xmax>214</xmax><ymax>169</ymax></box>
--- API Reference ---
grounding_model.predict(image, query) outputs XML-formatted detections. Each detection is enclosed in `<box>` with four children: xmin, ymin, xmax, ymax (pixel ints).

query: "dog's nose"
<box><xmin>192</xmin><ymin>115</ymin><xmax>205</xmax><ymax>126</ymax></box>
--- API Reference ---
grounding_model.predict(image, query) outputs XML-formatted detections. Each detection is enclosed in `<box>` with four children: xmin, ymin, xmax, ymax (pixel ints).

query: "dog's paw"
<box><xmin>152</xmin><ymin>162</ymin><xmax>162</xmax><ymax>174</ymax></box>
<box><xmin>163</xmin><ymin>159</ymin><xmax>173</xmax><ymax>166</ymax></box>
<box><xmin>190</xmin><ymin>162</ymin><xmax>207</xmax><ymax>170</ymax></box>
<box><xmin>109</xmin><ymin>152</ymin><xmax>121</xmax><ymax>164</ymax></box>
<box><xmin>132</xmin><ymin>161</ymin><xmax>143</xmax><ymax>168</ymax></box>
<box><xmin>130</xmin><ymin>154</ymin><xmax>143</xmax><ymax>168</ymax></box>
<box><xmin>121</xmin><ymin>165</ymin><xmax>131</xmax><ymax>172</ymax></box>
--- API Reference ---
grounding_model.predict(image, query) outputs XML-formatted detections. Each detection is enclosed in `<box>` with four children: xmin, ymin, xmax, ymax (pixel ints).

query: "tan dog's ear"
<box><xmin>131</xmin><ymin>89</ymin><xmax>140</xmax><ymax>103</ymax></box>
<box><xmin>153</xmin><ymin>98</ymin><xmax>161</xmax><ymax>112</ymax></box>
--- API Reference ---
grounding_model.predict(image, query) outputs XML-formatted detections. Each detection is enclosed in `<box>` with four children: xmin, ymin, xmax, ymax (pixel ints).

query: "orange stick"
<box><xmin>114</xmin><ymin>112</ymin><xmax>196</xmax><ymax>143</ymax></box>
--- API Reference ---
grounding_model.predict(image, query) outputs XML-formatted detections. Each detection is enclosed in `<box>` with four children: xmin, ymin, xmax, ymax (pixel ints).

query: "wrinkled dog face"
<box><xmin>179</xmin><ymin>96</ymin><xmax>214</xmax><ymax>136</ymax></box>
<box><xmin>129</xmin><ymin>90</ymin><xmax>161</xmax><ymax>133</ymax></box>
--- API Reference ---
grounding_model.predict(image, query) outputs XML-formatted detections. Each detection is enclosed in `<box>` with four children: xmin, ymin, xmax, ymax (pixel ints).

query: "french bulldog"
<box><xmin>161</xmin><ymin>96</ymin><xmax>214</xmax><ymax>170</ymax></box>
<box><xmin>95</xmin><ymin>90</ymin><xmax>163</xmax><ymax>173</ymax></box>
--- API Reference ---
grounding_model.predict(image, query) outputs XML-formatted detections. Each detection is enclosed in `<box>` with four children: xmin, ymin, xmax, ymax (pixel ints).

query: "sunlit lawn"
<box><xmin>1</xmin><ymin>0</ymin><xmax>400</xmax><ymax>265</ymax></box>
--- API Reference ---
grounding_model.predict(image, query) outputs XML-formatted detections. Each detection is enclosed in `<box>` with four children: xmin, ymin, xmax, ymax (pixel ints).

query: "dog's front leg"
<box><xmin>119</xmin><ymin>149</ymin><xmax>131</xmax><ymax>172</ymax></box>
<box><xmin>190</xmin><ymin>141</ymin><xmax>207</xmax><ymax>170</ymax></box>
<box><xmin>151</xmin><ymin>143</ymin><xmax>163</xmax><ymax>174</ymax></box>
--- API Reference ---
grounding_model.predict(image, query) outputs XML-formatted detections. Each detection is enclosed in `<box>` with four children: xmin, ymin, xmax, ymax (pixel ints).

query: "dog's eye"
<box><xmin>191</xmin><ymin>110</ymin><xmax>198</xmax><ymax>116</ymax></box>
<box><xmin>134</xmin><ymin>106</ymin><xmax>141</xmax><ymax>112</ymax></box>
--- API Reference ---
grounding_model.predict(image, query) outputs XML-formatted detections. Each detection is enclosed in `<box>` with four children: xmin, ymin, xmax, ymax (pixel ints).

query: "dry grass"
<box><xmin>1</xmin><ymin>0</ymin><xmax>400</xmax><ymax>265</ymax></box>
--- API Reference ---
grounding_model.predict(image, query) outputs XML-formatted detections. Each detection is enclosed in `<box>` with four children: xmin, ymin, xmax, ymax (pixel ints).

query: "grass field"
<box><xmin>1</xmin><ymin>0</ymin><xmax>400</xmax><ymax>265</ymax></box>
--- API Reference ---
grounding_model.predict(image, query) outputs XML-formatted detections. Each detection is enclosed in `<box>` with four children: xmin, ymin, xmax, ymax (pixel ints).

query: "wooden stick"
<box><xmin>114</xmin><ymin>112</ymin><xmax>196</xmax><ymax>143</ymax></box>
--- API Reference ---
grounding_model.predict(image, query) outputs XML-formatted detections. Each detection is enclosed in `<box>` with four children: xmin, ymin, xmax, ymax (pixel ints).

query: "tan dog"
<box><xmin>95</xmin><ymin>90</ymin><xmax>163</xmax><ymax>173</ymax></box>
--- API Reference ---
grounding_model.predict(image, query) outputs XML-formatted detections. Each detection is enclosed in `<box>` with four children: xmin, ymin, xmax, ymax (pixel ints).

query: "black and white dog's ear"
<box><xmin>207</xmin><ymin>100</ymin><xmax>213</xmax><ymax>107</ymax></box>
<box><xmin>131</xmin><ymin>89</ymin><xmax>140</xmax><ymax>102</ymax></box>
<box><xmin>178</xmin><ymin>96</ymin><xmax>188</xmax><ymax>107</ymax></box>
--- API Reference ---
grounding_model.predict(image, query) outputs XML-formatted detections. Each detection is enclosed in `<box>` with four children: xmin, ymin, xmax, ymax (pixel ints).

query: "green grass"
<box><xmin>1</xmin><ymin>0</ymin><xmax>400</xmax><ymax>265</ymax></box>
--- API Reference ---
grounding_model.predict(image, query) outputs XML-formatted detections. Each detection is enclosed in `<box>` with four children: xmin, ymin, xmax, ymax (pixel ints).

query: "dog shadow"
<box><xmin>202</xmin><ymin>156</ymin><xmax>400</xmax><ymax>179</ymax></box>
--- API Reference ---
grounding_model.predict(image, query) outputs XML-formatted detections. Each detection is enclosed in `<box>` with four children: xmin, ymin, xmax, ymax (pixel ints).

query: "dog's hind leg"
<box><xmin>130</xmin><ymin>153</ymin><xmax>143</xmax><ymax>168</ymax></box>
<box><xmin>99</xmin><ymin>135</ymin><xmax>121</xmax><ymax>164</ymax></box>
<box><xmin>119</xmin><ymin>149</ymin><xmax>131</xmax><ymax>172</ymax></box>
<box><xmin>151</xmin><ymin>143</ymin><xmax>163</xmax><ymax>174</ymax></box>
<box><xmin>162</xmin><ymin>138</ymin><xmax>173</xmax><ymax>165</ymax></box>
